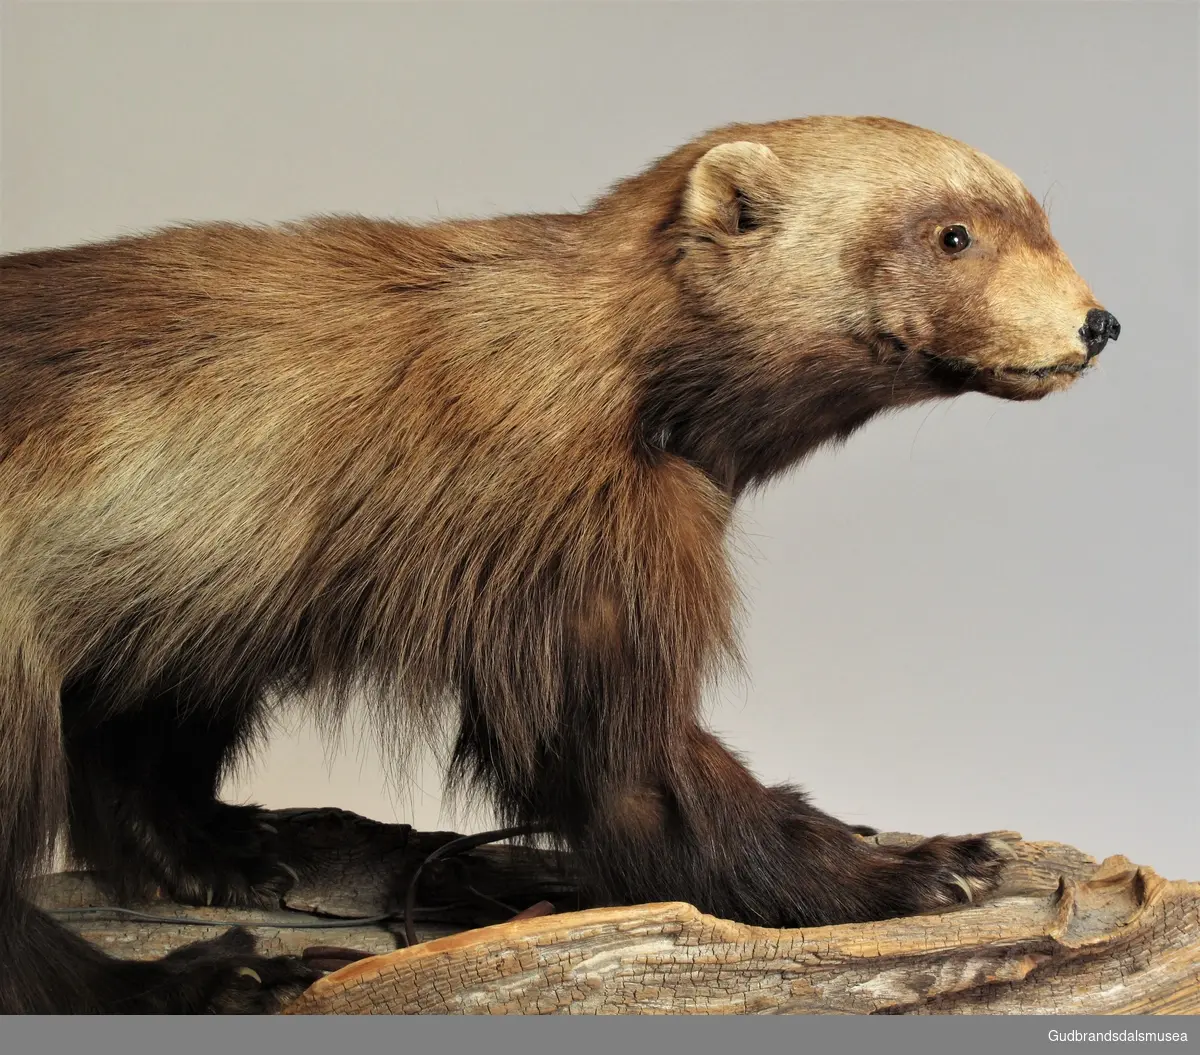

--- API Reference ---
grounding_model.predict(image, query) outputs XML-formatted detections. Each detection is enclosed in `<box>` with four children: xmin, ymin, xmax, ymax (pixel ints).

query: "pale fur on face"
<box><xmin>673</xmin><ymin>116</ymin><xmax>1108</xmax><ymax>404</ymax></box>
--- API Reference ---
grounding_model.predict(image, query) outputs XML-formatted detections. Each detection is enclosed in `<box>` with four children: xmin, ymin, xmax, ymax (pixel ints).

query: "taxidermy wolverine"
<box><xmin>0</xmin><ymin>116</ymin><xmax>1119</xmax><ymax>1013</ymax></box>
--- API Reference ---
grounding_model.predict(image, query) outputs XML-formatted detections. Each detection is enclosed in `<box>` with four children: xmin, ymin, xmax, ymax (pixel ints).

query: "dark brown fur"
<box><xmin>0</xmin><ymin>117</ymin><xmax>1114</xmax><ymax>1012</ymax></box>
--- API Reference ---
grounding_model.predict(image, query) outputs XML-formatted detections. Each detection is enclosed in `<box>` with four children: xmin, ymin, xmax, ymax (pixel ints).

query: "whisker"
<box><xmin>909</xmin><ymin>403</ymin><xmax>941</xmax><ymax>460</ymax></box>
<box><xmin>1041</xmin><ymin>180</ymin><xmax>1061</xmax><ymax>216</ymax></box>
<box><xmin>889</xmin><ymin>342</ymin><xmax>917</xmax><ymax>402</ymax></box>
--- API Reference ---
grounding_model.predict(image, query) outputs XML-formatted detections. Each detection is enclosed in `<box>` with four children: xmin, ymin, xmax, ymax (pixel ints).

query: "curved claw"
<box><xmin>985</xmin><ymin>834</ymin><xmax>1020</xmax><ymax>859</ymax></box>
<box><xmin>278</xmin><ymin>862</ymin><xmax>301</xmax><ymax>887</ymax></box>
<box><xmin>949</xmin><ymin>873</ymin><xmax>975</xmax><ymax>903</ymax></box>
<box><xmin>234</xmin><ymin>967</ymin><xmax>263</xmax><ymax>984</ymax></box>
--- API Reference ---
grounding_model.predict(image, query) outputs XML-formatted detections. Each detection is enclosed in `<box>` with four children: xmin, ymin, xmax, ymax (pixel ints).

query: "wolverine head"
<box><xmin>668</xmin><ymin>116</ymin><xmax>1117</xmax><ymax>406</ymax></box>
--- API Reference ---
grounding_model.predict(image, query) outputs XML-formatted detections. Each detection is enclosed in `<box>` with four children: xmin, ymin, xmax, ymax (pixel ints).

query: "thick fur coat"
<box><xmin>0</xmin><ymin>116</ymin><xmax>1117</xmax><ymax>1012</ymax></box>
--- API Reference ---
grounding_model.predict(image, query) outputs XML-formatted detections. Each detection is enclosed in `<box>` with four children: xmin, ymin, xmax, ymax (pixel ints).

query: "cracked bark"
<box><xmin>32</xmin><ymin>808</ymin><xmax>1199</xmax><ymax>1015</ymax></box>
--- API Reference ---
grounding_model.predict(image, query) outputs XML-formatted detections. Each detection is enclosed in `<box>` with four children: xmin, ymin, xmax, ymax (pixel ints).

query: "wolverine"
<box><xmin>0</xmin><ymin>116</ymin><xmax>1119</xmax><ymax>1013</ymax></box>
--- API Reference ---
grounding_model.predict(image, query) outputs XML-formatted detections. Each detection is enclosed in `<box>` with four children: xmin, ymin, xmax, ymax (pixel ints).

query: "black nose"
<box><xmin>1079</xmin><ymin>308</ymin><xmax>1120</xmax><ymax>361</ymax></box>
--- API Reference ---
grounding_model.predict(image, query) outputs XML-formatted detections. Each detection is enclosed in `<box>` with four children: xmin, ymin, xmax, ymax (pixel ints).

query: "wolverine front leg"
<box><xmin>567</xmin><ymin>725</ymin><xmax>1013</xmax><ymax>928</ymax></box>
<box><xmin>62</xmin><ymin>682</ymin><xmax>298</xmax><ymax>908</ymax></box>
<box><xmin>453</xmin><ymin>459</ymin><xmax>1010</xmax><ymax>927</ymax></box>
<box><xmin>457</xmin><ymin>672</ymin><xmax>1011</xmax><ymax>929</ymax></box>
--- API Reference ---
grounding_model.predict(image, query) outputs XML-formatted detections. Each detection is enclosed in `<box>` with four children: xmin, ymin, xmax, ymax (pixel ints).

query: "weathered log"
<box><xmin>33</xmin><ymin>808</ymin><xmax>1199</xmax><ymax>1014</ymax></box>
<box><xmin>33</xmin><ymin>807</ymin><xmax>584</xmax><ymax>960</ymax></box>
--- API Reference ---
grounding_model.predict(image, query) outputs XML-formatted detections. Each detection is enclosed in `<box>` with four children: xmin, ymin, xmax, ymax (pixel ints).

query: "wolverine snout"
<box><xmin>1079</xmin><ymin>308</ymin><xmax>1120</xmax><ymax>361</ymax></box>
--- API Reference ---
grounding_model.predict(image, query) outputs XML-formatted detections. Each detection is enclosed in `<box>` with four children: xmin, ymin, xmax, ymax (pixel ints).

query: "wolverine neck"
<box><xmin>635</xmin><ymin>335</ymin><xmax>893</xmax><ymax>497</ymax></box>
<box><xmin>574</xmin><ymin>219</ymin><xmax>895</xmax><ymax>497</ymax></box>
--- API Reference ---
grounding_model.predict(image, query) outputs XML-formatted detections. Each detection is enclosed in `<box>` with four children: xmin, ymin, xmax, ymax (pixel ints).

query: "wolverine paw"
<box><xmin>879</xmin><ymin>832</ymin><xmax>1016</xmax><ymax>916</ymax></box>
<box><xmin>154</xmin><ymin>928</ymin><xmax>322</xmax><ymax>1014</ymax></box>
<box><xmin>155</xmin><ymin>804</ymin><xmax>302</xmax><ymax>909</ymax></box>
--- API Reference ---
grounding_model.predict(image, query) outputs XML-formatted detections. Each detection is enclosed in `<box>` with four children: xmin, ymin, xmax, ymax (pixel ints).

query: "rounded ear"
<box><xmin>680</xmin><ymin>141</ymin><xmax>785</xmax><ymax>239</ymax></box>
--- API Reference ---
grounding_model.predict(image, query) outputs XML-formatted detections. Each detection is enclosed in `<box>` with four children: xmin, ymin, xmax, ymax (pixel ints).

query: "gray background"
<box><xmin>2</xmin><ymin>1</ymin><xmax>1196</xmax><ymax>879</ymax></box>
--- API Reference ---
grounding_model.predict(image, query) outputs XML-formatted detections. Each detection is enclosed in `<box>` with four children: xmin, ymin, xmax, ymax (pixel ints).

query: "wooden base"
<box><xmin>33</xmin><ymin>808</ymin><xmax>1199</xmax><ymax>1015</ymax></box>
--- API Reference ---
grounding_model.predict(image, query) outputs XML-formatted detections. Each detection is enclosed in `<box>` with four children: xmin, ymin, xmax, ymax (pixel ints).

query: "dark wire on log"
<box><xmin>402</xmin><ymin>823</ymin><xmax>550</xmax><ymax>948</ymax></box>
<box><xmin>47</xmin><ymin>823</ymin><xmax>555</xmax><ymax>944</ymax></box>
<box><xmin>48</xmin><ymin>906</ymin><xmax>399</xmax><ymax>929</ymax></box>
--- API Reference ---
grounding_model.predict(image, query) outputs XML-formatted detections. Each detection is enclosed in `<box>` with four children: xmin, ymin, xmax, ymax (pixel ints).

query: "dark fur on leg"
<box><xmin>454</xmin><ymin>708</ymin><xmax>1011</xmax><ymax>928</ymax></box>
<box><xmin>0</xmin><ymin>891</ymin><xmax>318</xmax><ymax>1014</ymax></box>
<box><xmin>584</xmin><ymin>727</ymin><xmax>1013</xmax><ymax>925</ymax></box>
<box><xmin>447</xmin><ymin>529</ymin><xmax>1012</xmax><ymax>931</ymax></box>
<box><xmin>62</xmin><ymin>678</ymin><xmax>298</xmax><ymax>908</ymax></box>
<box><xmin>0</xmin><ymin>662</ymin><xmax>316</xmax><ymax>1013</ymax></box>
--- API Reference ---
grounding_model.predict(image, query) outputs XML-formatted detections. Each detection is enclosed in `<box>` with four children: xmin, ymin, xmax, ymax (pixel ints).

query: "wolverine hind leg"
<box><xmin>61</xmin><ymin>675</ymin><xmax>299</xmax><ymax>909</ymax></box>
<box><xmin>0</xmin><ymin>651</ymin><xmax>315</xmax><ymax>1013</ymax></box>
<box><xmin>0</xmin><ymin>901</ymin><xmax>319</xmax><ymax>1014</ymax></box>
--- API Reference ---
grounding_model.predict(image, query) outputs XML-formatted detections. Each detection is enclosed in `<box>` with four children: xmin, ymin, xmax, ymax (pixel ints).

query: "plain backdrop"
<box><xmin>2</xmin><ymin>1</ymin><xmax>1197</xmax><ymax>879</ymax></box>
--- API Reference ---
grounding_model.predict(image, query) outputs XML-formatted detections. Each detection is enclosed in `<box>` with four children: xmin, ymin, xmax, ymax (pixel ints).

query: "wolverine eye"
<box><xmin>939</xmin><ymin>224</ymin><xmax>972</xmax><ymax>254</ymax></box>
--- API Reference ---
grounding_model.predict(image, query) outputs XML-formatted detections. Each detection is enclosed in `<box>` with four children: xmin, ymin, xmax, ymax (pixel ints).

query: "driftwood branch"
<box><xmin>33</xmin><ymin>808</ymin><xmax>1200</xmax><ymax>1014</ymax></box>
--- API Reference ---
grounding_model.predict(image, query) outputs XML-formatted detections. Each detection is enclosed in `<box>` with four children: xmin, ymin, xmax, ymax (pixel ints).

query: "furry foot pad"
<box><xmin>143</xmin><ymin>802</ymin><xmax>302</xmax><ymax>909</ymax></box>
<box><xmin>877</xmin><ymin>832</ymin><xmax>1016</xmax><ymax>917</ymax></box>
<box><xmin>147</xmin><ymin>927</ymin><xmax>322</xmax><ymax>1014</ymax></box>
